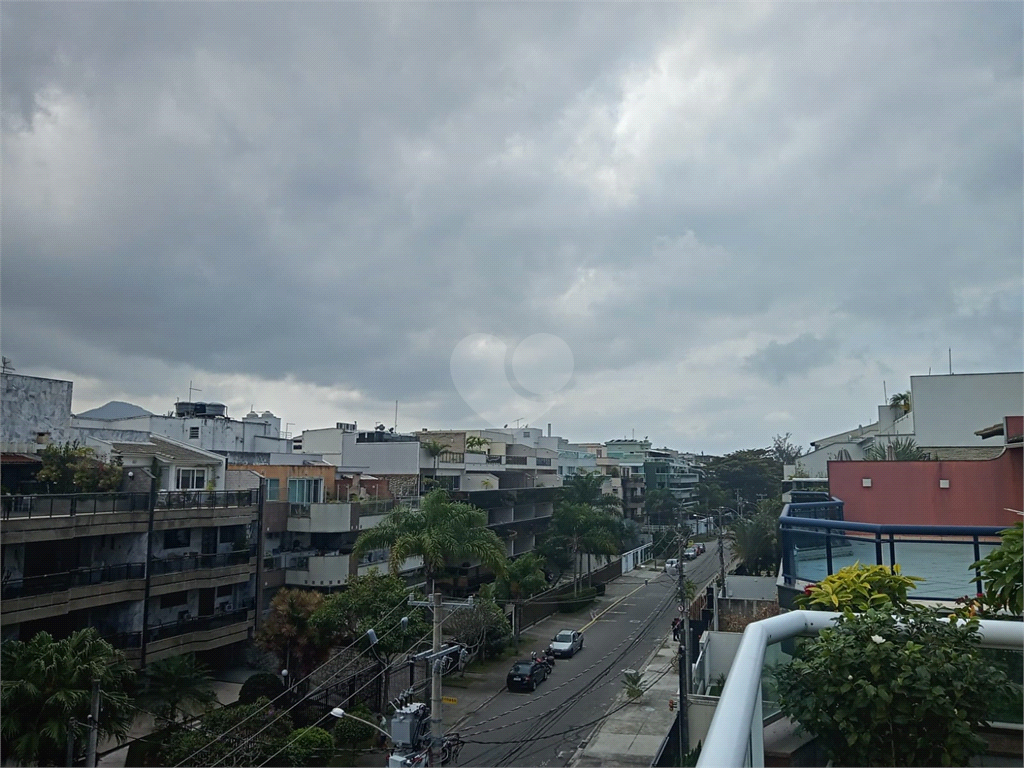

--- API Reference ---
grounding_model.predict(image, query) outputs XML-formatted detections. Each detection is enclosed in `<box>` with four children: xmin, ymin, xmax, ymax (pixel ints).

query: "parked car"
<box><xmin>665</xmin><ymin>558</ymin><xmax>679</xmax><ymax>574</ymax></box>
<box><xmin>506</xmin><ymin>658</ymin><xmax>548</xmax><ymax>692</ymax></box>
<box><xmin>549</xmin><ymin>629</ymin><xmax>584</xmax><ymax>658</ymax></box>
<box><xmin>683</xmin><ymin>547</ymin><xmax>698</xmax><ymax>560</ymax></box>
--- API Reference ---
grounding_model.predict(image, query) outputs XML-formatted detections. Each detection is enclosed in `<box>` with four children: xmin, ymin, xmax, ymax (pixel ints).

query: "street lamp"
<box><xmin>330</xmin><ymin>708</ymin><xmax>391</xmax><ymax>741</ymax></box>
<box><xmin>280</xmin><ymin>669</ymin><xmax>289</xmax><ymax>690</ymax></box>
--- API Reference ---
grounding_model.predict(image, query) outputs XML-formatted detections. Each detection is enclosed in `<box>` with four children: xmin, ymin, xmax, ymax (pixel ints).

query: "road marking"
<box><xmin>579</xmin><ymin>580</ymin><xmax>651</xmax><ymax>631</ymax></box>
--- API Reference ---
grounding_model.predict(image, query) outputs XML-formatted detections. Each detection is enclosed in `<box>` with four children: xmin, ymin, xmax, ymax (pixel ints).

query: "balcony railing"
<box><xmin>697</xmin><ymin>611</ymin><xmax>1024</xmax><ymax>768</ymax></box>
<box><xmin>155</xmin><ymin>489</ymin><xmax>256</xmax><ymax>510</ymax></box>
<box><xmin>2</xmin><ymin>562</ymin><xmax>146</xmax><ymax>599</ymax></box>
<box><xmin>101</xmin><ymin>602</ymin><xmax>255</xmax><ymax>651</ymax></box>
<box><xmin>780</xmin><ymin>503</ymin><xmax>1006</xmax><ymax>600</ymax></box>
<box><xmin>2</xmin><ymin>492</ymin><xmax>151</xmax><ymax>520</ymax></box>
<box><xmin>536</xmin><ymin>458</ymin><xmax>552</xmax><ymax>467</ymax></box>
<box><xmin>438</xmin><ymin>451</ymin><xmax>465</xmax><ymax>463</ymax></box>
<box><xmin>149</xmin><ymin>551</ymin><xmax>251</xmax><ymax>576</ymax></box>
<box><xmin>486</xmin><ymin>455</ymin><xmax>504</xmax><ymax>464</ymax></box>
<box><xmin>505</xmin><ymin>455</ymin><xmax>528</xmax><ymax>465</ymax></box>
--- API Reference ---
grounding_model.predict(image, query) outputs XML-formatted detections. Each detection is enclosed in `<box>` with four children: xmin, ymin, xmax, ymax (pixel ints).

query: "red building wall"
<box><xmin>829</xmin><ymin>449</ymin><xmax>1022</xmax><ymax>527</ymax></box>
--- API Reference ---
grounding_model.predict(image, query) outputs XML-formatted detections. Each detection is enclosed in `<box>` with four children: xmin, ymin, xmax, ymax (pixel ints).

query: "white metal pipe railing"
<box><xmin>697</xmin><ymin>611</ymin><xmax>1024</xmax><ymax>768</ymax></box>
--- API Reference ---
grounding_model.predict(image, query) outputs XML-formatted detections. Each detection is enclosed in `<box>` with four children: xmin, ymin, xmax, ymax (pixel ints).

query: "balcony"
<box><xmin>1</xmin><ymin>562</ymin><xmax>147</xmax><ymax>624</ymax></box>
<box><xmin>154</xmin><ymin>489</ymin><xmax>256</xmax><ymax>510</ymax></box>
<box><xmin>286</xmin><ymin>552</ymin><xmax>352</xmax><ymax>587</ymax></box>
<box><xmin>150</xmin><ymin>551</ymin><xmax>254</xmax><ymax>595</ymax></box>
<box><xmin>696</xmin><ymin>612</ymin><xmax>1023</xmax><ymax>767</ymax></box>
<box><xmin>780</xmin><ymin>500</ymin><xmax>1005</xmax><ymax>601</ymax></box>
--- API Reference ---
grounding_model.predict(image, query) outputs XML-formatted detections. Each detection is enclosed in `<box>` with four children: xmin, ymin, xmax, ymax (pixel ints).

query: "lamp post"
<box><xmin>330</xmin><ymin>708</ymin><xmax>391</xmax><ymax>741</ymax></box>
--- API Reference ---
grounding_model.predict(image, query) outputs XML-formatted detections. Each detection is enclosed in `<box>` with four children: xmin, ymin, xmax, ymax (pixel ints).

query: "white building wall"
<box><xmin>911</xmin><ymin>372</ymin><xmax>1023</xmax><ymax>447</ymax></box>
<box><xmin>1</xmin><ymin>373</ymin><xmax>76</xmax><ymax>450</ymax></box>
<box><xmin>340</xmin><ymin>433</ymin><xmax>420</xmax><ymax>474</ymax></box>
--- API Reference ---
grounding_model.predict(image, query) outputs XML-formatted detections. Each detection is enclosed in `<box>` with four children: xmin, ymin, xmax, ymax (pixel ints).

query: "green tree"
<box><xmin>1</xmin><ymin>629</ymin><xmax>136</xmax><ymax>766</ymax></box>
<box><xmin>547</xmin><ymin>503</ymin><xmax>619</xmax><ymax>593</ymax></box>
<box><xmin>494</xmin><ymin>552</ymin><xmax>548</xmax><ymax>646</ymax></box>
<box><xmin>561</xmin><ymin>471</ymin><xmax>621</xmax><ymax>514</ymax></box>
<box><xmin>237</xmin><ymin>672</ymin><xmax>285</xmax><ymax>705</ymax></box>
<box><xmin>726</xmin><ymin>502</ymin><xmax>781</xmax><ymax>575</ymax></box>
<box><xmin>643</xmin><ymin>487</ymin><xmax>680</xmax><ymax>527</ymax></box>
<box><xmin>769</xmin><ymin>433</ymin><xmax>804</xmax><ymax>465</ymax></box>
<box><xmin>287</xmin><ymin>726</ymin><xmax>335</xmax><ymax>767</ymax></box>
<box><xmin>158</xmin><ymin>697</ymin><xmax>294</xmax><ymax>767</ymax></box>
<box><xmin>703</xmin><ymin>449</ymin><xmax>782</xmax><ymax>508</ymax></box>
<box><xmin>774</xmin><ymin>608</ymin><xmax>1017</xmax><ymax>767</ymax></box>
<box><xmin>967</xmin><ymin>519</ymin><xmax>1023</xmax><ymax>616</ymax></box>
<box><xmin>863</xmin><ymin>437</ymin><xmax>930</xmax><ymax>461</ymax></box>
<box><xmin>137</xmin><ymin>653</ymin><xmax>218</xmax><ymax>726</ymax></box>
<box><xmin>36</xmin><ymin>442</ymin><xmax>123</xmax><ymax>493</ymax></box>
<box><xmin>445</xmin><ymin>583</ymin><xmax>512</xmax><ymax>662</ymax></box>
<box><xmin>331</xmin><ymin>702</ymin><xmax>376</xmax><ymax>748</ymax></box>
<box><xmin>419</xmin><ymin>439</ymin><xmax>448</xmax><ymax>487</ymax></box>
<box><xmin>255</xmin><ymin>588</ymin><xmax>328</xmax><ymax>683</ymax></box>
<box><xmin>889</xmin><ymin>391</ymin><xmax>912</xmax><ymax>413</ymax></box>
<box><xmin>310</xmin><ymin>571</ymin><xmax>431</xmax><ymax>703</ymax></box>
<box><xmin>464</xmin><ymin>435</ymin><xmax>490</xmax><ymax>453</ymax></box>
<box><xmin>352</xmin><ymin>488</ymin><xmax>508</xmax><ymax>595</ymax></box>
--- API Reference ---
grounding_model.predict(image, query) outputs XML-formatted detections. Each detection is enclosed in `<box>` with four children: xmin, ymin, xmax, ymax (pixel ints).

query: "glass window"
<box><xmin>160</xmin><ymin>591</ymin><xmax>188</xmax><ymax>609</ymax></box>
<box><xmin>267</xmin><ymin>478</ymin><xmax>280</xmax><ymax>501</ymax></box>
<box><xmin>164</xmin><ymin>529</ymin><xmax>191</xmax><ymax>549</ymax></box>
<box><xmin>176</xmin><ymin>468</ymin><xmax>206</xmax><ymax>490</ymax></box>
<box><xmin>288</xmin><ymin>478</ymin><xmax>324</xmax><ymax>504</ymax></box>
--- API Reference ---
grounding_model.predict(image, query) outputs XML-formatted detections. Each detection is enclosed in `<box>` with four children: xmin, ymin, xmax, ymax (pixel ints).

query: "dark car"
<box><xmin>506</xmin><ymin>659</ymin><xmax>548</xmax><ymax>692</ymax></box>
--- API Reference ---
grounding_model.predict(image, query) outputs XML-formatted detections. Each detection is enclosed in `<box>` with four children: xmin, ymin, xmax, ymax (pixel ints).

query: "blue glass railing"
<box><xmin>780</xmin><ymin>502</ymin><xmax>1007</xmax><ymax>600</ymax></box>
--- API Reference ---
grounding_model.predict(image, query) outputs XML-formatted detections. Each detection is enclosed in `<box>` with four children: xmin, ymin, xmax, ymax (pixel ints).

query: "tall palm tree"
<box><xmin>353</xmin><ymin>489</ymin><xmax>507</xmax><ymax>745</ymax></box>
<box><xmin>726</xmin><ymin>505</ymin><xmax>780</xmax><ymax>576</ymax></box>
<box><xmin>420</xmin><ymin>439</ymin><xmax>448</xmax><ymax>490</ymax></box>
<box><xmin>889</xmin><ymin>392</ymin><xmax>912</xmax><ymax>414</ymax></box>
<box><xmin>494</xmin><ymin>552</ymin><xmax>548</xmax><ymax>647</ymax></box>
<box><xmin>1</xmin><ymin>629</ymin><xmax>136</xmax><ymax>766</ymax></box>
<box><xmin>137</xmin><ymin>653</ymin><xmax>218</xmax><ymax>726</ymax></box>
<box><xmin>561</xmin><ymin>471</ymin><xmax>621</xmax><ymax>514</ymax></box>
<box><xmin>464</xmin><ymin>435</ymin><xmax>491</xmax><ymax>453</ymax></box>
<box><xmin>549</xmin><ymin>502</ymin><xmax>619</xmax><ymax>593</ymax></box>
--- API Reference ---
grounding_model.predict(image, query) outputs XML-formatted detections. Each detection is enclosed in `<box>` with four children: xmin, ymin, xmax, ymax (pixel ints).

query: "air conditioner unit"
<box><xmin>225</xmin><ymin>602</ymin><xmax>233</xmax><ymax>611</ymax></box>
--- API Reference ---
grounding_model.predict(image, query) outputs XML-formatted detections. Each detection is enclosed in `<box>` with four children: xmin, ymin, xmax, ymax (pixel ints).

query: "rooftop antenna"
<box><xmin>1</xmin><ymin>356</ymin><xmax>14</xmax><ymax>373</ymax></box>
<box><xmin>514</xmin><ymin>418</ymin><xmax>524</xmax><ymax>428</ymax></box>
<box><xmin>188</xmin><ymin>381</ymin><xmax>202</xmax><ymax>402</ymax></box>
<box><xmin>948</xmin><ymin>348</ymin><xmax>953</xmax><ymax>375</ymax></box>
<box><xmin>883</xmin><ymin>380</ymin><xmax>887</xmax><ymax>402</ymax></box>
<box><xmin>394</xmin><ymin>400</ymin><xmax>399</xmax><ymax>433</ymax></box>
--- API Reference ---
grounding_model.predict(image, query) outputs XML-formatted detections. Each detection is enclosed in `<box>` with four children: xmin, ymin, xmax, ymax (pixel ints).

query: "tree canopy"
<box><xmin>36</xmin><ymin>442</ymin><xmax>123</xmax><ymax>493</ymax></box>
<box><xmin>255</xmin><ymin>588</ymin><xmax>328</xmax><ymax>681</ymax></box>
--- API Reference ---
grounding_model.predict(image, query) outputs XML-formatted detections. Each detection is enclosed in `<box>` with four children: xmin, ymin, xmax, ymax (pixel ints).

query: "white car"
<box><xmin>548</xmin><ymin>629</ymin><xmax>584</xmax><ymax>658</ymax></box>
<box><xmin>665</xmin><ymin>558</ymin><xmax>679</xmax><ymax>575</ymax></box>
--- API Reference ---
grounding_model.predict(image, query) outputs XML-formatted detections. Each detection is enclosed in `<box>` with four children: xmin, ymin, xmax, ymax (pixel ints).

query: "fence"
<box><xmin>2</xmin><ymin>561</ymin><xmax>146</xmax><ymax>599</ymax></box>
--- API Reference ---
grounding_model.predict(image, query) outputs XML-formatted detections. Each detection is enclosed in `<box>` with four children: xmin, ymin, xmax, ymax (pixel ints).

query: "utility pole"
<box><xmin>715</xmin><ymin>507</ymin><xmax>726</xmax><ymax>632</ymax></box>
<box><xmin>66</xmin><ymin>718</ymin><xmax>77</xmax><ymax>767</ymax></box>
<box><xmin>676</xmin><ymin>512</ymin><xmax>690</xmax><ymax>761</ymax></box>
<box><xmin>85</xmin><ymin>680</ymin><xmax>100</xmax><ymax>768</ymax></box>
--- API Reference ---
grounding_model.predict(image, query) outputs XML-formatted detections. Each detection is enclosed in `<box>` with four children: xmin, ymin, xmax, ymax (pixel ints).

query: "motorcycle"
<box><xmin>544</xmin><ymin>648</ymin><xmax>556</xmax><ymax>669</ymax></box>
<box><xmin>533</xmin><ymin>650</ymin><xmax>553</xmax><ymax>675</ymax></box>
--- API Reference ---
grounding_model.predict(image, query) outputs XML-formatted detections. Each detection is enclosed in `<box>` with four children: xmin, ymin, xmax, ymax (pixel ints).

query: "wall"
<box><xmin>1</xmin><ymin>373</ymin><xmax>75</xmax><ymax>449</ymax></box>
<box><xmin>299</xmin><ymin>427</ymin><xmax>348</xmax><ymax>456</ymax></box>
<box><xmin>341</xmin><ymin>433</ymin><xmax>420</xmax><ymax>474</ymax></box>
<box><xmin>230</xmin><ymin>464</ymin><xmax>335</xmax><ymax>501</ymax></box>
<box><xmin>829</xmin><ymin>449</ymin><xmax>1023</xmax><ymax>526</ymax></box>
<box><xmin>911</xmin><ymin>372</ymin><xmax>1023</xmax><ymax>447</ymax></box>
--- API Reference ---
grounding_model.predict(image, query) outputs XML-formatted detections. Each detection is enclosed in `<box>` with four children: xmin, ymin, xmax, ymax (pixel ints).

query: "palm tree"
<box><xmin>465</xmin><ymin>435</ymin><xmax>490</xmax><ymax>453</ymax></box>
<box><xmin>353</xmin><ymin>489</ymin><xmax>507</xmax><ymax>744</ymax></box>
<box><xmin>137</xmin><ymin>653</ymin><xmax>218</xmax><ymax>726</ymax></box>
<box><xmin>420</xmin><ymin>439</ymin><xmax>448</xmax><ymax>490</ymax></box>
<box><xmin>863</xmin><ymin>437</ymin><xmax>929</xmax><ymax>461</ymax></box>
<box><xmin>889</xmin><ymin>392</ymin><xmax>912</xmax><ymax>414</ymax></box>
<box><xmin>1</xmin><ymin>629</ymin><xmax>136</xmax><ymax>766</ymax></box>
<box><xmin>494</xmin><ymin>552</ymin><xmax>548</xmax><ymax>647</ymax></box>
<box><xmin>726</xmin><ymin>504</ymin><xmax>780</xmax><ymax>576</ymax></box>
<box><xmin>561</xmin><ymin>471</ymin><xmax>621</xmax><ymax>514</ymax></box>
<box><xmin>548</xmin><ymin>503</ymin><xmax>619</xmax><ymax>593</ymax></box>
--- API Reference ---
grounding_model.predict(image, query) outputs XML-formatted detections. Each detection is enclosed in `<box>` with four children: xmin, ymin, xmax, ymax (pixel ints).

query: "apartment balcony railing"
<box><xmin>155</xmin><ymin>489</ymin><xmax>256</xmax><ymax>510</ymax></box>
<box><xmin>439</xmin><ymin>451</ymin><xmax>465</xmax><ymax>464</ymax></box>
<box><xmin>2</xmin><ymin>562</ymin><xmax>146</xmax><ymax>599</ymax></box>
<box><xmin>2</xmin><ymin>492</ymin><xmax>151</xmax><ymax>520</ymax></box>
<box><xmin>486</xmin><ymin>455</ymin><xmax>504</xmax><ymax>464</ymax></box>
<box><xmin>697</xmin><ymin>611</ymin><xmax>1024</xmax><ymax>768</ymax></box>
<box><xmin>505</xmin><ymin>455</ymin><xmax>528</xmax><ymax>465</ymax></box>
<box><xmin>780</xmin><ymin>502</ymin><xmax>1005</xmax><ymax>600</ymax></box>
<box><xmin>536</xmin><ymin>458</ymin><xmax>552</xmax><ymax>467</ymax></box>
<box><xmin>149</xmin><ymin>551</ymin><xmax>251</xmax><ymax>576</ymax></box>
<box><xmin>101</xmin><ymin>602</ymin><xmax>256</xmax><ymax>651</ymax></box>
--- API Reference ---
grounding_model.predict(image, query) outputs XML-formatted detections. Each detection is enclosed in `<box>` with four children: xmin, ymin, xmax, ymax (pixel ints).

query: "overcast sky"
<box><xmin>2</xmin><ymin>2</ymin><xmax>1021</xmax><ymax>455</ymax></box>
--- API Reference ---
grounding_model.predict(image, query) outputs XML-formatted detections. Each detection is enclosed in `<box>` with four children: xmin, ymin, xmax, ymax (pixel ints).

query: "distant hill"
<box><xmin>75</xmin><ymin>401</ymin><xmax>153</xmax><ymax>420</ymax></box>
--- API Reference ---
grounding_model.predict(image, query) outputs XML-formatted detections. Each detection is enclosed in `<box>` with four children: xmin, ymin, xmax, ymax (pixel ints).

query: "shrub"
<box><xmin>969</xmin><ymin>520</ymin><xmax>1023</xmax><ymax>616</ymax></box>
<box><xmin>794</xmin><ymin>562</ymin><xmax>923</xmax><ymax>613</ymax></box>
<box><xmin>238</xmin><ymin>672</ymin><xmax>285</xmax><ymax>705</ymax></box>
<box><xmin>773</xmin><ymin>608</ymin><xmax>1019</xmax><ymax>767</ymax></box>
<box><xmin>331</xmin><ymin>703</ymin><xmax>376</xmax><ymax>748</ymax></box>
<box><xmin>287</xmin><ymin>726</ymin><xmax>335</xmax><ymax>766</ymax></box>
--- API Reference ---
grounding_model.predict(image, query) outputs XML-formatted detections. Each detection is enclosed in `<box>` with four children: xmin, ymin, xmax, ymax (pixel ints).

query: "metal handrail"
<box><xmin>782</xmin><ymin>514</ymin><xmax>1009</xmax><ymax>537</ymax></box>
<box><xmin>2</xmin><ymin>562</ymin><xmax>146</xmax><ymax>599</ymax></box>
<box><xmin>149</xmin><ymin>551</ymin><xmax>251</xmax><ymax>576</ymax></box>
<box><xmin>697</xmin><ymin>611</ymin><xmax>1024</xmax><ymax>768</ymax></box>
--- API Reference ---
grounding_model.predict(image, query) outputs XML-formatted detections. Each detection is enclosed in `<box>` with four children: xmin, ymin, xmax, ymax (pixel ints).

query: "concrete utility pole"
<box><xmin>85</xmin><ymin>680</ymin><xmax>100</xmax><ymax>768</ymax></box>
<box><xmin>676</xmin><ymin>514</ymin><xmax>690</xmax><ymax>761</ymax></box>
<box><xmin>715</xmin><ymin>507</ymin><xmax>726</xmax><ymax>632</ymax></box>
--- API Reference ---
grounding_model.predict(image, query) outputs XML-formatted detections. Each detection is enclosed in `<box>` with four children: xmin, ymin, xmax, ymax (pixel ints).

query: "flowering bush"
<box><xmin>773</xmin><ymin>608</ymin><xmax>1019</xmax><ymax>766</ymax></box>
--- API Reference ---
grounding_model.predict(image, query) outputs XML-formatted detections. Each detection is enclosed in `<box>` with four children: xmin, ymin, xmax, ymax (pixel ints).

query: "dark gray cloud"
<box><xmin>2</xmin><ymin>1</ymin><xmax>1020</xmax><ymax>453</ymax></box>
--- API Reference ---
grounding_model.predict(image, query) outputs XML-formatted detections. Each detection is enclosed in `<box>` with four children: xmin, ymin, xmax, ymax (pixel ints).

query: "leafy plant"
<box><xmin>1</xmin><ymin>629</ymin><xmax>137</xmax><ymax>766</ymax></box>
<box><xmin>795</xmin><ymin>563</ymin><xmax>924</xmax><ymax>613</ymax></box>
<box><xmin>623</xmin><ymin>669</ymin><xmax>644</xmax><ymax>700</ymax></box>
<box><xmin>863</xmin><ymin>436</ymin><xmax>929</xmax><ymax>461</ymax></box>
<box><xmin>255</xmin><ymin>588</ymin><xmax>328</xmax><ymax>681</ymax></box>
<box><xmin>158</xmin><ymin>697</ymin><xmax>294</xmax><ymax>767</ymax></box>
<box><xmin>287</xmin><ymin>725</ymin><xmax>335</xmax><ymax>766</ymax></box>
<box><xmin>36</xmin><ymin>441</ymin><xmax>124</xmax><ymax>493</ymax></box>
<box><xmin>968</xmin><ymin>519</ymin><xmax>1023</xmax><ymax>616</ymax></box>
<box><xmin>331</xmin><ymin>703</ymin><xmax>376</xmax><ymax>748</ymax></box>
<box><xmin>136</xmin><ymin>653</ymin><xmax>218</xmax><ymax>725</ymax></box>
<box><xmin>238</xmin><ymin>672</ymin><xmax>285</xmax><ymax>705</ymax></box>
<box><xmin>773</xmin><ymin>608</ymin><xmax>1019</xmax><ymax>767</ymax></box>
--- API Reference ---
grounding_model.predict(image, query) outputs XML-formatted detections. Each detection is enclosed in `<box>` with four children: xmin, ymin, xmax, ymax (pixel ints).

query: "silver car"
<box><xmin>548</xmin><ymin>629</ymin><xmax>584</xmax><ymax>658</ymax></box>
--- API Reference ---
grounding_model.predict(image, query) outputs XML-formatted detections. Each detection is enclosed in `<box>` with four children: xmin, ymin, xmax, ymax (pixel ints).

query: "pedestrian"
<box><xmin>671</xmin><ymin>617</ymin><xmax>680</xmax><ymax>641</ymax></box>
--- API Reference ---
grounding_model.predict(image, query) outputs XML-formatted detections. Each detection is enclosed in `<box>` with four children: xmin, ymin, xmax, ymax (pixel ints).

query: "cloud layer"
<box><xmin>3</xmin><ymin>2</ymin><xmax>1021</xmax><ymax>452</ymax></box>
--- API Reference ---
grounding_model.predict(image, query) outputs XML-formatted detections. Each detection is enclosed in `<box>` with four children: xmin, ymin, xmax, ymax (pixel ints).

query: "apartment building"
<box><xmin>1</xmin><ymin>373</ymin><xmax>261</xmax><ymax>667</ymax></box>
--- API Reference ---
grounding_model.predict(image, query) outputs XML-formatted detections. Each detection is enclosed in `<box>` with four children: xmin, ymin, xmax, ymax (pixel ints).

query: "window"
<box><xmin>216</xmin><ymin>584</ymin><xmax>233</xmax><ymax>597</ymax></box>
<box><xmin>176</xmin><ymin>468</ymin><xmax>206</xmax><ymax>490</ymax></box>
<box><xmin>218</xmin><ymin>525</ymin><xmax>244</xmax><ymax>545</ymax></box>
<box><xmin>288</xmin><ymin>478</ymin><xmax>323</xmax><ymax>504</ymax></box>
<box><xmin>189</xmin><ymin>426</ymin><xmax>200</xmax><ymax>439</ymax></box>
<box><xmin>164</xmin><ymin>529</ymin><xmax>191</xmax><ymax>549</ymax></box>
<box><xmin>160</xmin><ymin>591</ymin><xmax>188</xmax><ymax>609</ymax></box>
<box><xmin>267</xmin><ymin>479</ymin><xmax>280</xmax><ymax>501</ymax></box>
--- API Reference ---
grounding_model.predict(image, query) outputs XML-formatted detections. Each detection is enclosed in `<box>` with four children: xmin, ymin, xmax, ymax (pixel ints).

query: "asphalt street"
<box><xmin>454</xmin><ymin>542</ymin><xmax>731</xmax><ymax>768</ymax></box>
